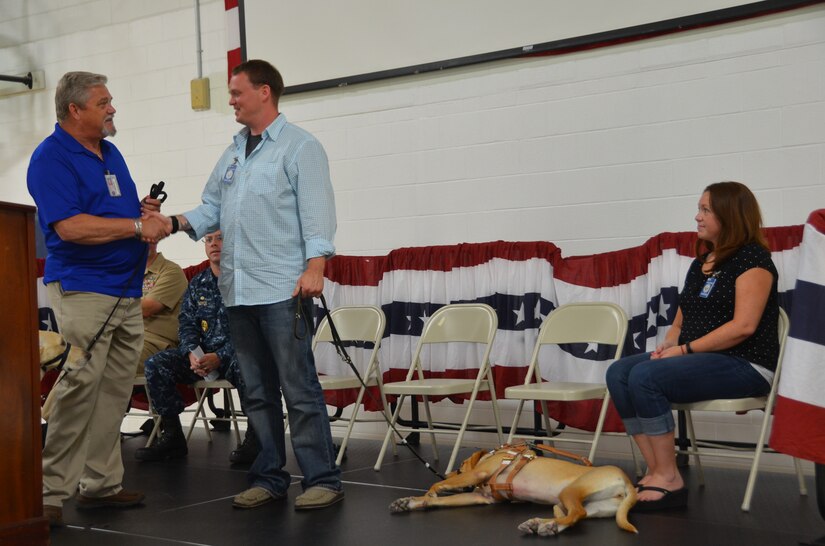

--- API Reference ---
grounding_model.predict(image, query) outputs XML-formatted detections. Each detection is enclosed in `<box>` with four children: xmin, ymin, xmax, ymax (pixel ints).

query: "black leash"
<box><xmin>296</xmin><ymin>292</ymin><xmax>447</xmax><ymax>480</ymax></box>
<box><xmin>84</xmin><ymin>246</ymin><xmax>148</xmax><ymax>354</ymax></box>
<box><xmin>46</xmin><ymin>246</ymin><xmax>147</xmax><ymax>399</ymax></box>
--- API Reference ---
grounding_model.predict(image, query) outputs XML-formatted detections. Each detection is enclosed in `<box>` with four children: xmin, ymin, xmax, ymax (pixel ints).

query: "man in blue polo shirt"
<box><xmin>27</xmin><ymin>71</ymin><xmax>169</xmax><ymax>528</ymax></box>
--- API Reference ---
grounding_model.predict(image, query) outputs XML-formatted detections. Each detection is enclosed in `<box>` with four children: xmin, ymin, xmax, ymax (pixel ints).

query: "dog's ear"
<box><xmin>38</xmin><ymin>331</ymin><xmax>65</xmax><ymax>363</ymax></box>
<box><xmin>459</xmin><ymin>449</ymin><xmax>486</xmax><ymax>473</ymax></box>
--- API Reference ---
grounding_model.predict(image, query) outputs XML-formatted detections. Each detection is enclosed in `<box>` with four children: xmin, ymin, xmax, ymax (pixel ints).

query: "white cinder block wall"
<box><xmin>2</xmin><ymin>0</ymin><xmax>823</xmax><ymax>473</ymax></box>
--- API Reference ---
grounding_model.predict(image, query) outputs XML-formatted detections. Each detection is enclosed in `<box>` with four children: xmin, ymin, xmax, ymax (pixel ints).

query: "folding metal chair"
<box><xmin>505</xmin><ymin>302</ymin><xmax>629</xmax><ymax>464</ymax></box>
<box><xmin>374</xmin><ymin>303</ymin><xmax>501</xmax><ymax>474</ymax></box>
<box><xmin>314</xmin><ymin>305</ymin><xmax>389</xmax><ymax>466</ymax></box>
<box><xmin>673</xmin><ymin>307</ymin><xmax>807</xmax><ymax>511</ymax></box>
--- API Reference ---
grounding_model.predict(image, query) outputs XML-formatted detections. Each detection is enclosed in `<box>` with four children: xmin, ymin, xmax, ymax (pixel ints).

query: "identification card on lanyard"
<box><xmin>104</xmin><ymin>171</ymin><xmax>121</xmax><ymax>197</ymax></box>
<box><xmin>222</xmin><ymin>158</ymin><xmax>238</xmax><ymax>184</ymax></box>
<box><xmin>699</xmin><ymin>273</ymin><xmax>719</xmax><ymax>298</ymax></box>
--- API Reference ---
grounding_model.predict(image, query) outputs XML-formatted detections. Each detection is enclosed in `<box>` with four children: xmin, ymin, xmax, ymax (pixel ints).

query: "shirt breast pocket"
<box><xmin>249</xmin><ymin>159</ymin><xmax>287</xmax><ymax>196</ymax></box>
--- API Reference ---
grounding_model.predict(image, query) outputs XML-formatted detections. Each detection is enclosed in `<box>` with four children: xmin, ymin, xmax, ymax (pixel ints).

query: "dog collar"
<box><xmin>41</xmin><ymin>342</ymin><xmax>72</xmax><ymax>373</ymax></box>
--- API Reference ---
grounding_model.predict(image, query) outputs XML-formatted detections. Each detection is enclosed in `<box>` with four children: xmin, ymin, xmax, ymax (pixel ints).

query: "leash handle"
<box><xmin>149</xmin><ymin>180</ymin><xmax>168</xmax><ymax>202</ymax></box>
<box><xmin>293</xmin><ymin>291</ymin><xmax>312</xmax><ymax>340</ymax></box>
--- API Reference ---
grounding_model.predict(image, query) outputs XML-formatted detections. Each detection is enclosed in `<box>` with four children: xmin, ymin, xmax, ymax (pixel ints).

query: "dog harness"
<box><xmin>485</xmin><ymin>443</ymin><xmax>593</xmax><ymax>502</ymax></box>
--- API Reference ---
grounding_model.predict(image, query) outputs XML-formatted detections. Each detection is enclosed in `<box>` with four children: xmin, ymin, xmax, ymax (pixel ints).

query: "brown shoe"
<box><xmin>76</xmin><ymin>489</ymin><xmax>145</xmax><ymax>509</ymax></box>
<box><xmin>44</xmin><ymin>505</ymin><xmax>64</xmax><ymax>527</ymax></box>
<box><xmin>294</xmin><ymin>486</ymin><xmax>344</xmax><ymax>510</ymax></box>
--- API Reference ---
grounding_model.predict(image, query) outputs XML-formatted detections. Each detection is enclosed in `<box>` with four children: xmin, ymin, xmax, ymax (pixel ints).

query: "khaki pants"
<box><xmin>43</xmin><ymin>282</ymin><xmax>143</xmax><ymax>507</ymax></box>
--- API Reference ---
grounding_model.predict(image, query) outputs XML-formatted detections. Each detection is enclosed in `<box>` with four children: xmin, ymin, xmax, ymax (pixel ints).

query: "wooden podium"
<box><xmin>0</xmin><ymin>202</ymin><xmax>48</xmax><ymax>545</ymax></box>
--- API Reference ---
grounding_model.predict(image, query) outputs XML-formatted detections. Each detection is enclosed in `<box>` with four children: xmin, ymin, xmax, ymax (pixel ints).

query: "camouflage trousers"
<box><xmin>143</xmin><ymin>350</ymin><xmax>247</xmax><ymax>417</ymax></box>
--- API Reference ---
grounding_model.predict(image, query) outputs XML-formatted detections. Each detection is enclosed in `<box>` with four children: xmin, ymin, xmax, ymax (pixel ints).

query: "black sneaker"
<box><xmin>229</xmin><ymin>428</ymin><xmax>260</xmax><ymax>464</ymax></box>
<box><xmin>135</xmin><ymin>428</ymin><xmax>188</xmax><ymax>461</ymax></box>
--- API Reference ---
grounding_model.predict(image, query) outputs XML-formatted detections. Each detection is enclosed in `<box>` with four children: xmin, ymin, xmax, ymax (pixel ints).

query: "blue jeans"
<box><xmin>605</xmin><ymin>352</ymin><xmax>771</xmax><ymax>436</ymax></box>
<box><xmin>227</xmin><ymin>298</ymin><xmax>341</xmax><ymax>495</ymax></box>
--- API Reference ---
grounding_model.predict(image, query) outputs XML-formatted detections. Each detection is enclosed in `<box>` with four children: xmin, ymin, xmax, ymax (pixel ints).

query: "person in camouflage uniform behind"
<box><xmin>135</xmin><ymin>230</ymin><xmax>259</xmax><ymax>464</ymax></box>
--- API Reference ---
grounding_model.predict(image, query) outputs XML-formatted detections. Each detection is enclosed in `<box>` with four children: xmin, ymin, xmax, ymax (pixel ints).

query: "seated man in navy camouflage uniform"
<box><xmin>135</xmin><ymin>230</ymin><xmax>259</xmax><ymax>463</ymax></box>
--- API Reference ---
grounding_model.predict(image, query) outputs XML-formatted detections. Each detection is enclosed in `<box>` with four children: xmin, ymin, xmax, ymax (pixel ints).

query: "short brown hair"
<box><xmin>232</xmin><ymin>60</ymin><xmax>284</xmax><ymax>105</ymax></box>
<box><xmin>55</xmin><ymin>71</ymin><xmax>108</xmax><ymax>122</ymax></box>
<box><xmin>696</xmin><ymin>181</ymin><xmax>768</xmax><ymax>268</ymax></box>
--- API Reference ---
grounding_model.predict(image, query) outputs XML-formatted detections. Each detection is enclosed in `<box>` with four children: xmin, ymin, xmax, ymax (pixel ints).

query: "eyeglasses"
<box><xmin>203</xmin><ymin>234</ymin><xmax>223</xmax><ymax>244</ymax></box>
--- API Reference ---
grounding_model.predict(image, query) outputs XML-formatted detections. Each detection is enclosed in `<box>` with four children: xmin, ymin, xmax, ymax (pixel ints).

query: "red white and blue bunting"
<box><xmin>314</xmin><ymin>226</ymin><xmax>804</xmax><ymax>433</ymax></box>
<box><xmin>770</xmin><ymin>210</ymin><xmax>825</xmax><ymax>464</ymax></box>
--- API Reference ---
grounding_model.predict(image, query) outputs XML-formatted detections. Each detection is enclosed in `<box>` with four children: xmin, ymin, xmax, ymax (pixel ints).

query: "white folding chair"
<box><xmin>673</xmin><ymin>307</ymin><xmax>807</xmax><ymax>511</ymax></box>
<box><xmin>130</xmin><ymin>375</ymin><xmax>160</xmax><ymax>447</ymax></box>
<box><xmin>313</xmin><ymin>305</ymin><xmax>389</xmax><ymax>466</ymax></box>
<box><xmin>187</xmin><ymin>379</ymin><xmax>244</xmax><ymax>446</ymax></box>
<box><xmin>374</xmin><ymin>303</ymin><xmax>502</xmax><ymax>474</ymax></box>
<box><xmin>505</xmin><ymin>302</ymin><xmax>629</xmax><ymax>464</ymax></box>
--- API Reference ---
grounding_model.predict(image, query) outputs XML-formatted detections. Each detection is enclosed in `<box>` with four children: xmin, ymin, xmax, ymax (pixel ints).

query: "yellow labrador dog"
<box><xmin>390</xmin><ymin>444</ymin><xmax>637</xmax><ymax>537</ymax></box>
<box><xmin>39</xmin><ymin>330</ymin><xmax>90</xmax><ymax>420</ymax></box>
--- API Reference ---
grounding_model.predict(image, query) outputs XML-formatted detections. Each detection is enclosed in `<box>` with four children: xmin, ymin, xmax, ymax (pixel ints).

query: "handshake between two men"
<box><xmin>136</xmin><ymin>196</ymin><xmax>183</xmax><ymax>244</ymax></box>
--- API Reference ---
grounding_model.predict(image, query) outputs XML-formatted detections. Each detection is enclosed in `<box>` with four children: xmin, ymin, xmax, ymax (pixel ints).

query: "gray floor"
<box><xmin>48</xmin><ymin>429</ymin><xmax>825</xmax><ymax>546</ymax></box>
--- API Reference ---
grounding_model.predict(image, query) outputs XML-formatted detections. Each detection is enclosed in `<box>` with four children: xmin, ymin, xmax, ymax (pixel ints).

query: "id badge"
<box><xmin>699</xmin><ymin>276</ymin><xmax>717</xmax><ymax>298</ymax></box>
<box><xmin>222</xmin><ymin>160</ymin><xmax>238</xmax><ymax>184</ymax></box>
<box><xmin>104</xmin><ymin>172</ymin><xmax>121</xmax><ymax>197</ymax></box>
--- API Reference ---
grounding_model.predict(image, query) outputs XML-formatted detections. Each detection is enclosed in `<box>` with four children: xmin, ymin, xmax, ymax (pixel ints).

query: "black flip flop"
<box><xmin>632</xmin><ymin>485</ymin><xmax>688</xmax><ymax>512</ymax></box>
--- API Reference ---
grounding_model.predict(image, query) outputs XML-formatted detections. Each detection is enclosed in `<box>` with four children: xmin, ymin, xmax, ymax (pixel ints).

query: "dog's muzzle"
<box><xmin>41</xmin><ymin>342</ymin><xmax>72</xmax><ymax>373</ymax></box>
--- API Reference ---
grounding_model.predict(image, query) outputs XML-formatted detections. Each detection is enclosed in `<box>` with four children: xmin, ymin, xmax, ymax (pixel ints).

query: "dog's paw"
<box><xmin>390</xmin><ymin>497</ymin><xmax>417</xmax><ymax>513</ymax></box>
<box><xmin>518</xmin><ymin>518</ymin><xmax>559</xmax><ymax>536</ymax></box>
<box><xmin>518</xmin><ymin>517</ymin><xmax>541</xmax><ymax>534</ymax></box>
<box><xmin>537</xmin><ymin>520</ymin><xmax>560</xmax><ymax>537</ymax></box>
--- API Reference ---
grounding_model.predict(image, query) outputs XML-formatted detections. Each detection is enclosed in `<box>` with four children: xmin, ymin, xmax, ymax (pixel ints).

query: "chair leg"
<box><xmin>684</xmin><ymin>410</ymin><xmax>704</xmax><ymax>486</ymax></box>
<box><xmin>540</xmin><ymin>400</ymin><xmax>553</xmax><ymax>440</ymax></box>
<box><xmin>507</xmin><ymin>399</ymin><xmax>526</xmax><ymax>444</ymax></box>
<box><xmin>187</xmin><ymin>386</ymin><xmax>212</xmax><ymax>443</ymax></box>
<box><xmin>225</xmin><ymin>389</ymin><xmax>242</xmax><ymax>446</ymax></box>
<box><xmin>336</xmin><ymin>385</ymin><xmax>368</xmax><ymax>466</ymax></box>
<box><xmin>374</xmin><ymin>394</ymin><xmax>405</xmax><ymax>471</ymax></box>
<box><xmin>539</xmin><ymin>400</ymin><xmax>556</xmax><ymax>449</ymax></box>
<box><xmin>587</xmin><ymin>394</ymin><xmax>611</xmax><ymax>463</ymax></box>
<box><xmin>444</xmin><ymin>381</ymin><xmax>490</xmax><ymax>474</ymax></box>
<box><xmin>375</xmin><ymin>379</ymin><xmax>397</xmax><ymax>458</ymax></box>
<box><xmin>742</xmin><ymin>406</ymin><xmax>778</xmax><ymax>512</ymax></box>
<box><xmin>628</xmin><ymin>436</ymin><xmax>643</xmax><ymax>479</ymax></box>
<box><xmin>143</xmin><ymin>388</ymin><xmax>161</xmax><ymax>447</ymax></box>
<box><xmin>793</xmin><ymin>458</ymin><xmax>808</xmax><ymax>496</ymax></box>
<box><xmin>421</xmin><ymin>395</ymin><xmax>439</xmax><ymax>462</ymax></box>
<box><xmin>445</xmin><ymin>387</ymin><xmax>483</xmax><ymax>475</ymax></box>
<box><xmin>486</xmin><ymin>370</ymin><xmax>503</xmax><ymax>445</ymax></box>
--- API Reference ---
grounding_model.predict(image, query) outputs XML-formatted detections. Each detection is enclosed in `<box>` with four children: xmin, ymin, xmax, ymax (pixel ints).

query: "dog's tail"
<box><xmin>615</xmin><ymin>475</ymin><xmax>638</xmax><ymax>534</ymax></box>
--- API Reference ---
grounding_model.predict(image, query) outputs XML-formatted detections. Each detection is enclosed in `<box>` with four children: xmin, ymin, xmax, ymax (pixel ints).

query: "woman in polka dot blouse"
<box><xmin>606</xmin><ymin>181</ymin><xmax>779</xmax><ymax>512</ymax></box>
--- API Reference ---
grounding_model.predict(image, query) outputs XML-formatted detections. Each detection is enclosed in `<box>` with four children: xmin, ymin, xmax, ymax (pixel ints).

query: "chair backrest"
<box><xmin>525</xmin><ymin>302</ymin><xmax>629</xmax><ymax>381</ymax></box>
<box><xmin>405</xmin><ymin>303</ymin><xmax>498</xmax><ymax>379</ymax></box>
<box><xmin>313</xmin><ymin>305</ymin><xmax>386</xmax><ymax>347</ymax></box>
<box><xmin>419</xmin><ymin>303</ymin><xmax>498</xmax><ymax>345</ymax></box>
<box><xmin>537</xmin><ymin>302</ymin><xmax>628</xmax><ymax>350</ymax></box>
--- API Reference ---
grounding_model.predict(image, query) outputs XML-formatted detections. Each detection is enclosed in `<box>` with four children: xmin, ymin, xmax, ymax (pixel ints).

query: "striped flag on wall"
<box><xmin>770</xmin><ymin>210</ymin><xmax>825</xmax><ymax>464</ymax></box>
<box><xmin>225</xmin><ymin>0</ymin><xmax>242</xmax><ymax>82</ymax></box>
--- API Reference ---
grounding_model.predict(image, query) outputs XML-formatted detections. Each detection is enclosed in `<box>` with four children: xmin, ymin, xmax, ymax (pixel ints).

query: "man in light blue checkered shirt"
<box><xmin>158</xmin><ymin>60</ymin><xmax>342</xmax><ymax>510</ymax></box>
